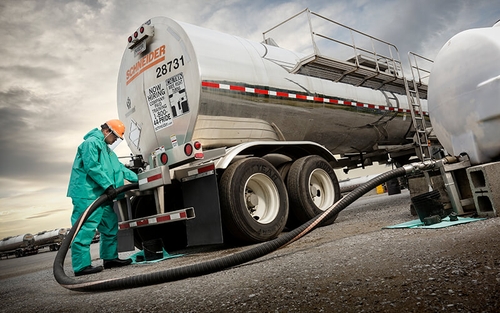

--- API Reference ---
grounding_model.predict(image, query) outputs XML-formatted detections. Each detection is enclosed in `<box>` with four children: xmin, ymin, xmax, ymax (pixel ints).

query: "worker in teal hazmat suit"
<box><xmin>67</xmin><ymin>119</ymin><xmax>138</xmax><ymax>276</ymax></box>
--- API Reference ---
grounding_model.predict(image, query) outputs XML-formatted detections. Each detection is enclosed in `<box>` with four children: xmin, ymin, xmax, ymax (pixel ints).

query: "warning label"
<box><xmin>166</xmin><ymin>73</ymin><xmax>189</xmax><ymax>118</ymax></box>
<box><xmin>128</xmin><ymin>119</ymin><xmax>141</xmax><ymax>151</ymax></box>
<box><xmin>146</xmin><ymin>81</ymin><xmax>173</xmax><ymax>132</ymax></box>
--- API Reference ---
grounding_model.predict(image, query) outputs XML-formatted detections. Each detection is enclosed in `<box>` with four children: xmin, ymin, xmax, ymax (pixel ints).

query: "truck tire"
<box><xmin>277</xmin><ymin>162</ymin><xmax>292</xmax><ymax>181</ymax></box>
<box><xmin>219</xmin><ymin>157</ymin><xmax>288</xmax><ymax>243</ymax></box>
<box><xmin>286</xmin><ymin>155</ymin><xmax>341</xmax><ymax>227</ymax></box>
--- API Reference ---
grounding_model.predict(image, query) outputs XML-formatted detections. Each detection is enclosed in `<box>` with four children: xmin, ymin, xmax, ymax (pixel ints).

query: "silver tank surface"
<box><xmin>0</xmin><ymin>234</ymin><xmax>34</xmax><ymax>252</ymax></box>
<box><xmin>33</xmin><ymin>228</ymin><xmax>67</xmax><ymax>246</ymax></box>
<box><xmin>428</xmin><ymin>22</ymin><xmax>500</xmax><ymax>165</ymax></box>
<box><xmin>117</xmin><ymin>17</ymin><xmax>421</xmax><ymax>161</ymax></box>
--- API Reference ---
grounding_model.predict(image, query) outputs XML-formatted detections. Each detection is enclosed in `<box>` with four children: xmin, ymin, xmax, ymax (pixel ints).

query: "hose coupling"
<box><xmin>403</xmin><ymin>159</ymin><xmax>438</xmax><ymax>174</ymax></box>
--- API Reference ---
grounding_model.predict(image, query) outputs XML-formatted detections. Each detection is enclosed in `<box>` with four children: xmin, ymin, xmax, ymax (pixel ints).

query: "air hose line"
<box><xmin>54</xmin><ymin>162</ymin><xmax>431</xmax><ymax>292</ymax></box>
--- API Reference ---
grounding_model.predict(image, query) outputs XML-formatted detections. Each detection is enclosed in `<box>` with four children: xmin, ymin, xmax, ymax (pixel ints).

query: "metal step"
<box><xmin>263</xmin><ymin>9</ymin><xmax>428</xmax><ymax>98</ymax></box>
<box><xmin>291</xmin><ymin>54</ymin><xmax>409</xmax><ymax>95</ymax></box>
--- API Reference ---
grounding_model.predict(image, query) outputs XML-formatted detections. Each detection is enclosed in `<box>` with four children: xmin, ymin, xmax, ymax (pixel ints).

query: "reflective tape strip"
<box><xmin>118</xmin><ymin>211</ymin><xmax>189</xmax><ymax>230</ymax></box>
<box><xmin>148</xmin><ymin>173</ymin><xmax>162</xmax><ymax>182</ymax></box>
<box><xmin>201</xmin><ymin>81</ymin><xmax>428</xmax><ymax>115</ymax></box>
<box><xmin>187</xmin><ymin>164</ymin><xmax>216</xmax><ymax>177</ymax></box>
<box><xmin>139</xmin><ymin>173</ymin><xmax>163</xmax><ymax>186</ymax></box>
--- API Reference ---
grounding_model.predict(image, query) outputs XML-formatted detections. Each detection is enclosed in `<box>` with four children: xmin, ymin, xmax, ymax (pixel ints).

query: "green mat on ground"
<box><xmin>384</xmin><ymin>216</ymin><xmax>486</xmax><ymax>229</ymax></box>
<box><xmin>129</xmin><ymin>248</ymin><xmax>183</xmax><ymax>264</ymax></box>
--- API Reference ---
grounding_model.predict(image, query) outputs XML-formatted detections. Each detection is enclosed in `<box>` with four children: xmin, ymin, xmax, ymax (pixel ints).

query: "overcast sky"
<box><xmin>0</xmin><ymin>0</ymin><xmax>498</xmax><ymax>239</ymax></box>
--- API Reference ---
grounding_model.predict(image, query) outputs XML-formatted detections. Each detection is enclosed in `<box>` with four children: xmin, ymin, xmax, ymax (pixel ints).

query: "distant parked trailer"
<box><xmin>33</xmin><ymin>228</ymin><xmax>68</xmax><ymax>251</ymax></box>
<box><xmin>0</xmin><ymin>234</ymin><xmax>38</xmax><ymax>258</ymax></box>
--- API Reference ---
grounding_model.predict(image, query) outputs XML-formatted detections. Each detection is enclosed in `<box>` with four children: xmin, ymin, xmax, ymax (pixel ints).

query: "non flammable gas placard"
<box><xmin>147</xmin><ymin>81</ymin><xmax>173</xmax><ymax>132</ymax></box>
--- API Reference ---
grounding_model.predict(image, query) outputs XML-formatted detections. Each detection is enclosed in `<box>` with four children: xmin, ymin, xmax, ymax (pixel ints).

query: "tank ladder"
<box><xmin>404</xmin><ymin>52</ymin><xmax>433</xmax><ymax>161</ymax></box>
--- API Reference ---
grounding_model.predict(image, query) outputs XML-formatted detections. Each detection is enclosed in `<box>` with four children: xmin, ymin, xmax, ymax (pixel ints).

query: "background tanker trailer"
<box><xmin>114</xmin><ymin>9</ymin><xmax>429</xmax><ymax>251</ymax></box>
<box><xmin>0</xmin><ymin>234</ymin><xmax>37</xmax><ymax>258</ymax></box>
<box><xmin>406</xmin><ymin>20</ymin><xmax>500</xmax><ymax>219</ymax></box>
<box><xmin>33</xmin><ymin>228</ymin><xmax>68</xmax><ymax>252</ymax></box>
<box><xmin>428</xmin><ymin>21</ymin><xmax>500</xmax><ymax>165</ymax></box>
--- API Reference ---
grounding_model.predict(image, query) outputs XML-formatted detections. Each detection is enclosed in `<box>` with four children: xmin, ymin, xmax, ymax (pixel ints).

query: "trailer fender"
<box><xmin>213</xmin><ymin>141</ymin><xmax>338</xmax><ymax>170</ymax></box>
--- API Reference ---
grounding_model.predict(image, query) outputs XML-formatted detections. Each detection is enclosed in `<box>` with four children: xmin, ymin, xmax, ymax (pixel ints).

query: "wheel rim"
<box><xmin>244</xmin><ymin>173</ymin><xmax>280</xmax><ymax>224</ymax></box>
<box><xmin>308</xmin><ymin>169</ymin><xmax>335</xmax><ymax>211</ymax></box>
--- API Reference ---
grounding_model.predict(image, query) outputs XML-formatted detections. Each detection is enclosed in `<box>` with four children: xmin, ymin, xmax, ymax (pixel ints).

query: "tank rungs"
<box><xmin>118</xmin><ymin>208</ymin><xmax>195</xmax><ymax>230</ymax></box>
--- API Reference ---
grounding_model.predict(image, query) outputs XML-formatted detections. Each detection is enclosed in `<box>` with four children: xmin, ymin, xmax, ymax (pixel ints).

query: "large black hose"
<box><xmin>54</xmin><ymin>164</ymin><xmax>424</xmax><ymax>292</ymax></box>
<box><xmin>53</xmin><ymin>184</ymin><xmax>138</xmax><ymax>289</ymax></box>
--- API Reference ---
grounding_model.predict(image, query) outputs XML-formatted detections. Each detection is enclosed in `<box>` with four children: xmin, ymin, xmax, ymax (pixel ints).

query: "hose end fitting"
<box><xmin>403</xmin><ymin>159</ymin><xmax>439</xmax><ymax>175</ymax></box>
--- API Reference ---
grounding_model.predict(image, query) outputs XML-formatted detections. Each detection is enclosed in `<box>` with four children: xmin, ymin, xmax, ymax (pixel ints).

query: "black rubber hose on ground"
<box><xmin>54</xmin><ymin>166</ymin><xmax>411</xmax><ymax>292</ymax></box>
<box><xmin>53</xmin><ymin>184</ymin><xmax>138</xmax><ymax>288</ymax></box>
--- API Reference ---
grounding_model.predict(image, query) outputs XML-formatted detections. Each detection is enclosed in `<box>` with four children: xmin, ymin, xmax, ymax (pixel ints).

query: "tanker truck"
<box><xmin>33</xmin><ymin>228</ymin><xmax>68</xmax><ymax>252</ymax></box>
<box><xmin>114</xmin><ymin>9</ymin><xmax>431</xmax><ymax>251</ymax></box>
<box><xmin>411</xmin><ymin>19</ymin><xmax>500</xmax><ymax>218</ymax></box>
<box><xmin>0</xmin><ymin>234</ymin><xmax>38</xmax><ymax>258</ymax></box>
<box><xmin>428</xmin><ymin>21</ymin><xmax>500</xmax><ymax>165</ymax></box>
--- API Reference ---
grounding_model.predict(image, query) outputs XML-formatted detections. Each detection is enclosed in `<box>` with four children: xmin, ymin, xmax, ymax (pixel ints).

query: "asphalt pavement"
<box><xmin>1</xmin><ymin>190</ymin><xmax>499</xmax><ymax>312</ymax></box>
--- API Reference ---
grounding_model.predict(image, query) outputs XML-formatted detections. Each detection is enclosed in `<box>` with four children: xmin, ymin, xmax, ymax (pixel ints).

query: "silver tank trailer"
<box><xmin>33</xmin><ymin>228</ymin><xmax>67</xmax><ymax>247</ymax></box>
<box><xmin>0</xmin><ymin>234</ymin><xmax>34</xmax><ymax>252</ymax></box>
<box><xmin>428</xmin><ymin>22</ymin><xmax>500</xmax><ymax>165</ymax></box>
<box><xmin>117</xmin><ymin>16</ymin><xmax>421</xmax><ymax>164</ymax></box>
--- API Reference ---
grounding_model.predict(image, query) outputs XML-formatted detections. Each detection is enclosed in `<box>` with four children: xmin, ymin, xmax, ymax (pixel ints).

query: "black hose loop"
<box><xmin>53</xmin><ymin>184</ymin><xmax>138</xmax><ymax>288</ymax></box>
<box><xmin>54</xmin><ymin>167</ymin><xmax>407</xmax><ymax>292</ymax></box>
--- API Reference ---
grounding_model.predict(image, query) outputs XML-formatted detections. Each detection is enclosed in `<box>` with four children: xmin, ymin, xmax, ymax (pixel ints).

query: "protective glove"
<box><xmin>104</xmin><ymin>185</ymin><xmax>117</xmax><ymax>200</ymax></box>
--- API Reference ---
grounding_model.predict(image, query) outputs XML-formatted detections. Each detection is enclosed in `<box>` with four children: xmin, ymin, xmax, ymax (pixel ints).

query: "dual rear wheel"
<box><xmin>131</xmin><ymin>155</ymin><xmax>341</xmax><ymax>247</ymax></box>
<box><xmin>218</xmin><ymin>155</ymin><xmax>340</xmax><ymax>243</ymax></box>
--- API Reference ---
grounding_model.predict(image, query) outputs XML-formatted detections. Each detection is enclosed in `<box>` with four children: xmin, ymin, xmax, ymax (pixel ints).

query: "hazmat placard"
<box><xmin>166</xmin><ymin>73</ymin><xmax>189</xmax><ymax>118</ymax></box>
<box><xmin>128</xmin><ymin>119</ymin><xmax>141</xmax><ymax>151</ymax></box>
<box><xmin>146</xmin><ymin>81</ymin><xmax>173</xmax><ymax>132</ymax></box>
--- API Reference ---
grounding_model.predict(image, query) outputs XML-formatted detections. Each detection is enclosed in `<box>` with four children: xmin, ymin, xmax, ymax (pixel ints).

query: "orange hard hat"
<box><xmin>106</xmin><ymin>119</ymin><xmax>125</xmax><ymax>139</ymax></box>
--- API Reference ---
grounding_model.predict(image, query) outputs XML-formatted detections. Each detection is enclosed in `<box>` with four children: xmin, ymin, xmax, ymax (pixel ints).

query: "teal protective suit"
<box><xmin>67</xmin><ymin>128</ymin><xmax>138</xmax><ymax>272</ymax></box>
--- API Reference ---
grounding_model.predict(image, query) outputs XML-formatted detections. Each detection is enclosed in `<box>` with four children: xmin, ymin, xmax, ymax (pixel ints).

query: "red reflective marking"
<box><xmin>255</xmin><ymin>88</ymin><xmax>268</xmax><ymax>94</ymax></box>
<box><xmin>147</xmin><ymin>173</ymin><xmax>162</xmax><ymax>182</ymax></box>
<box><xmin>180</xmin><ymin>212</ymin><xmax>187</xmax><ymax>218</ymax></box>
<box><xmin>157</xmin><ymin>215</ymin><xmax>171</xmax><ymax>222</ymax></box>
<box><xmin>230</xmin><ymin>85</ymin><xmax>245</xmax><ymax>91</ymax></box>
<box><xmin>202</xmin><ymin>81</ymin><xmax>219</xmax><ymax>88</ymax></box>
<box><xmin>276</xmin><ymin>91</ymin><xmax>288</xmax><ymax>97</ymax></box>
<box><xmin>198</xmin><ymin>164</ymin><xmax>215</xmax><ymax>174</ymax></box>
<box><xmin>137</xmin><ymin>219</ymin><xmax>149</xmax><ymax>226</ymax></box>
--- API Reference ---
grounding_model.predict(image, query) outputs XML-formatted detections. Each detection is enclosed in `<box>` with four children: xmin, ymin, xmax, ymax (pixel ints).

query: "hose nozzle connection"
<box><xmin>401</xmin><ymin>155</ymin><xmax>463</xmax><ymax>175</ymax></box>
<box><xmin>403</xmin><ymin>159</ymin><xmax>440</xmax><ymax>175</ymax></box>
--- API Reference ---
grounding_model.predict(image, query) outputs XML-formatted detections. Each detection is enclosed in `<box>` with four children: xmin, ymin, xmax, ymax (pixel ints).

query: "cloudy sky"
<box><xmin>0</xmin><ymin>0</ymin><xmax>498</xmax><ymax>239</ymax></box>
